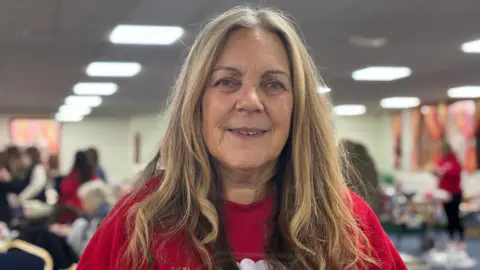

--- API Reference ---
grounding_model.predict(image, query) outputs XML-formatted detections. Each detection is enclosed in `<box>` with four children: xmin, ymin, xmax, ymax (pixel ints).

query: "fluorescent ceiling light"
<box><xmin>73</xmin><ymin>82</ymin><xmax>118</xmax><ymax>96</ymax></box>
<box><xmin>461</xmin><ymin>39</ymin><xmax>480</xmax><ymax>53</ymax></box>
<box><xmin>65</xmin><ymin>95</ymin><xmax>102</xmax><ymax>107</ymax></box>
<box><xmin>55</xmin><ymin>112</ymin><xmax>83</xmax><ymax>122</ymax></box>
<box><xmin>380</xmin><ymin>97</ymin><xmax>420</xmax><ymax>109</ymax></box>
<box><xmin>352</xmin><ymin>66</ymin><xmax>411</xmax><ymax>81</ymax></box>
<box><xmin>86</xmin><ymin>62</ymin><xmax>141</xmax><ymax>77</ymax></box>
<box><xmin>110</xmin><ymin>25</ymin><xmax>184</xmax><ymax>45</ymax></box>
<box><xmin>318</xmin><ymin>86</ymin><xmax>331</xmax><ymax>94</ymax></box>
<box><xmin>447</xmin><ymin>86</ymin><xmax>480</xmax><ymax>98</ymax></box>
<box><xmin>334</xmin><ymin>105</ymin><xmax>366</xmax><ymax>116</ymax></box>
<box><xmin>59</xmin><ymin>104</ymin><xmax>91</xmax><ymax>116</ymax></box>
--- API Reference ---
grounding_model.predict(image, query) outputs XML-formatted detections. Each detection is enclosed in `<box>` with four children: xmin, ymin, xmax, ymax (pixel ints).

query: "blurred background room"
<box><xmin>0</xmin><ymin>0</ymin><xmax>480</xmax><ymax>269</ymax></box>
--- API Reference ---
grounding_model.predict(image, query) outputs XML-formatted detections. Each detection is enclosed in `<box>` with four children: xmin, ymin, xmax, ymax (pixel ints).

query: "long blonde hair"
<box><xmin>125</xmin><ymin>6</ymin><xmax>377</xmax><ymax>269</ymax></box>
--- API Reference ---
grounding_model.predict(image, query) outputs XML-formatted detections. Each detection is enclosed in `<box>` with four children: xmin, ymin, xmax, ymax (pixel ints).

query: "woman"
<box><xmin>18</xmin><ymin>146</ymin><xmax>47</xmax><ymax>203</ymax></box>
<box><xmin>79</xmin><ymin>7</ymin><xmax>405</xmax><ymax>269</ymax></box>
<box><xmin>433</xmin><ymin>143</ymin><xmax>468</xmax><ymax>249</ymax></box>
<box><xmin>56</xmin><ymin>151</ymin><xmax>96</xmax><ymax>224</ymax></box>
<box><xmin>86</xmin><ymin>147</ymin><xmax>107</xmax><ymax>183</ymax></box>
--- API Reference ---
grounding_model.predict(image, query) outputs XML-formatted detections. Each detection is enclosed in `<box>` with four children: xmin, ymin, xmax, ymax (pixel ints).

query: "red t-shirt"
<box><xmin>437</xmin><ymin>153</ymin><xmax>462</xmax><ymax>194</ymax></box>
<box><xmin>77</xmin><ymin>179</ymin><xmax>406</xmax><ymax>269</ymax></box>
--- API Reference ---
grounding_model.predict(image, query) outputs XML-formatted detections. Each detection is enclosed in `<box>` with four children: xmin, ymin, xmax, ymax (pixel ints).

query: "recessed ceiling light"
<box><xmin>86</xmin><ymin>62</ymin><xmax>141</xmax><ymax>77</ymax></box>
<box><xmin>447</xmin><ymin>86</ymin><xmax>480</xmax><ymax>98</ymax></box>
<box><xmin>65</xmin><ymin>95</ymin><xmax>102</xmax><ymax>107</ymax></box>
<box><xmin>461</xmin><ymin>39</ymin><xmax>480</xmax><ymax>53</ymax></box>
<box><xmin>348</xmin><ymin>35</ymin><xmax>387</xmax><ymax>48</ymax></box>
<box><xmin>380</xmin><ymin>97</ymin><xmax>420</xmax><ymax>109</ymax></box>
<box><xmin>352</xmin><ymin>66</ymin><xmax>411</xmax><ymax>81</ymax></box>
<box><xmin>318</xmin><ymin>86</ymin><xmax>331</xmax><ymax>94</ymax></box>
<box><xmin>59</xmin><ymin>104</ymin><xmax>92</xmax><ymax>116</ymax></box>
<box><xmin>55</xmin><ymin>112</ymin><xmax>83</xmax><ymax>122</ymax></box>
<box><xmin>334</xmin><ymin>105</ymin><xmax>366</xmax><ymax>116</ymax></box>
<box><xmin>73</xmin><ymin>82</ymin><xmax>118</xmax><ymax>96</ymax></box>
<box><xmin>110</xmin><ymin>25</ymin><xmax>184</xmax><ymax>45</ymax></box>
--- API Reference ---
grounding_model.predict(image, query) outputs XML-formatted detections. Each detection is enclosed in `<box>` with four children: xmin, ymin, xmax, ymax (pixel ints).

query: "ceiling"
<box><xmin>1</xmin><ymin>0</ymin><xmax>480</xmax><ymax>117</ymax></box>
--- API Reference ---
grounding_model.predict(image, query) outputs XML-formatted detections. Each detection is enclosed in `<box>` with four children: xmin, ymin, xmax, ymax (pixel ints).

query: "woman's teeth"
<box><xmin>230</xmin><ymin>130</ymin><xmax>265</xmax><ymax>136</ymax></box>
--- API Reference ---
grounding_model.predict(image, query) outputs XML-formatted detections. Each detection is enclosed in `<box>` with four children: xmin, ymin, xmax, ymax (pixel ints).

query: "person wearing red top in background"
<box><xmin>433</xmin><ymin>142</ymin><xmax>475</xmax><ymax>264</ymax></box>
<box><xmin>56</xmin><ymin>151</ymin><xmax>97</xmax><ymax>224</ymax></box>
<box><xmin>78</xmin><ymin>6</ymin><xmax>406</xmax><ymax>270</ymax></box>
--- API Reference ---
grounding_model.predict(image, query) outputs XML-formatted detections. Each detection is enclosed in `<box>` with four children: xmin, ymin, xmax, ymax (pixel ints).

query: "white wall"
<box><xmin>334</xmin><ymin>114</ymin><xmax>393</xmax><ymax>172</ymax></box>
<box><xmin>128</xmin><ymin>112</ymin><xmax>170</xmax><ymax>166</ymax></box>
<box><xmin>60</xmin><ymin>118</ymin><xmax>132</xmax><ymax>184</ymax></box>
<box><xmin>0</xmin><ymin>117</ymin><xmax>10</xmax><ymax>147</ymax></box>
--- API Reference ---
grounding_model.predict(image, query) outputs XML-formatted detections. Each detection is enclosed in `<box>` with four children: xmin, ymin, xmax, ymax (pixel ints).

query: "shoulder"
<box><xmin>77</xmin><ymin>176</ymin><xmax>161</xmax><ymax>270</ymax></box>
<box><xmin>347</xmin><ymin>190</ymin><xmax>407</xmax><ymax>269</ymax></box>
<box><xmin>33</xmin><ymin>164</ymin><xmax>46</xmax><ymax>172</ymax></box>
<box><xmin>348</xmin><ymin>190</ymin><xmax>373</xmax><ymax>218</ymax></box>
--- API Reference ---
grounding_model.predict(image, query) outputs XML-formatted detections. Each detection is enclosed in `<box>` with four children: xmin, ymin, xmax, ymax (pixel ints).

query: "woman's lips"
<box><xmin>227</xmin><ymin>128</ymin><xmax>268</xmax><ymax>137</ymax></box>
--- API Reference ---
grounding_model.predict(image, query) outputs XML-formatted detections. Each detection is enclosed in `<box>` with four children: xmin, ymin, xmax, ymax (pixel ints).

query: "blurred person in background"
<box><xmin>86</xmin><ymin>147</ymin><xmax>107</xmax><ymax>183</ymax></box>
<box><xmin>0</xmin><ymin>151</ymin><xmax>25</xmax><ymax>223</ymax></box>
<box><xmin>5</xmin><ymin>146</ymin><xmax>26</xmax><ymax>179</ymax></box>
<box><xmin>79</xmin><ymin>7</ymin><xmax>405</xmax><ymax>270</ymax></box>
<box><xmin>341</xmin><ymin>139</ymin><xmax>380</xmax><ymax>214</ymax></box>
<box><xmin>48</xmin><ymin>155</ymin><xmax>63</xmax><ymax>193</ymax></box>
<box><xmin>17</xmin><ymin>146</ymin><xmax>47</xmax><ymax>203</ymax></box>
<box><xmin>56</xmin><ymin>151</ymin><xmax>97</xmax><ymax>224</ymax></box>
<box><xmin>432</xmin><ymin>141</ymin><xmax>474</xmax><ymax>264</ymax></box>
<box><xmin>50</xmin><ymin>180</ymin><xmax>114</xmax><ymax>256</ymax></box>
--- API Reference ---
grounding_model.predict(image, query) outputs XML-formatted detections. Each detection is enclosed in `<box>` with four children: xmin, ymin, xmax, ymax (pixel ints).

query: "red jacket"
<box><xmin>437</xmin><ymin>153</ymin><xmax>462</xmax><ymax>194</ymax></box>
<box><xmin>78</xmin><ymin>179</ymin><xmax>406</xmax><ymax>269</ymax></box>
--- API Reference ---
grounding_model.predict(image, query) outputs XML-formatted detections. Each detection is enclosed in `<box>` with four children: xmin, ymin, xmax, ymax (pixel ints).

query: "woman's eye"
<box><xmin>215</xmin><ymin>79</ymin><xmax>236</xmax><ymax>87</ymax></box>
<box><xmin>264</xmin><ymin>81</ymin><xmax>285</xmax><ymax>90</ymax></box>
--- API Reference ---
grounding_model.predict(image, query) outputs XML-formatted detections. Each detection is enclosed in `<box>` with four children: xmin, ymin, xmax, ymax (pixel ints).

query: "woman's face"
<box><xmin>201</xmin><ymin>28</ymin><xmax>293</xmax><ymax>172</ymax></box>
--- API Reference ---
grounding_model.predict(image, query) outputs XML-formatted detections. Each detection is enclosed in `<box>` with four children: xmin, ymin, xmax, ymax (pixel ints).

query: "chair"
<box><xmin>0</xmin><ymin>239</ymin><xmax>53</xmax><ymax>270</ymax></box>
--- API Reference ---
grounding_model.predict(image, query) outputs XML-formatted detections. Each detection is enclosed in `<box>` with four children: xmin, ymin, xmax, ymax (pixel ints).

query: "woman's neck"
<box><xmin>218</xmin><ymin>164</ymin><xmax>275</xmax><ymax>205</ymax></box>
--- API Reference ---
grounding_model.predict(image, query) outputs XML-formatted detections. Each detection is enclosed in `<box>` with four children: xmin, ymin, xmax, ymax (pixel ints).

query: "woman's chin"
<box><xmin>225</xmin><ymin>158</ymin><xmax>266</xmax><ymax>172</ymax></box>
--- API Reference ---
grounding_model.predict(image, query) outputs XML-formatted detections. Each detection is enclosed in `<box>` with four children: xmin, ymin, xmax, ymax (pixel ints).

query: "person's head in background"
<box><xmin>78</xmin><ymin>181</ymin><xmax>114</xmax><ymax>218</ymax></box>
<box><xmin>126</xmin><ymin>7</ymin><xmax>376</xmax><ymax>269</ymax></box>
<box><xmin>86</xmin><ymin>147</ymin><xmax>108</xmax><ymax>182</ymax></box>
<box><xmin>5</xmin><ymin>145</ymin><xmax>26</xmax><ymax>176</ymax></box>
<box><xmin>48</xmin><ymin>155</ymin><xmax>59</xmax><ymax>171</ymax></box>
<box><xmin>86</xmin><ymin>147</ymin><xmax>99</xmax><ymax>168</ymax></box>
<box><xmin>25</xmin><ymin>146</ymin><xmax>41</xmax><ymax>167</ymax></box>
<box><xmin>6</xmin><ymin>145</ymin><xmax>21</xmax><ymax>161</ymax></box>
<box><xmin>440</xmin><ymin>141</ymin><xmax>454</xmax><ymax>158</ymax></box>
<box><xmin>71</xmin><ymin>151</ymin><xmax>93</xmax><ymax>184</ymax></box>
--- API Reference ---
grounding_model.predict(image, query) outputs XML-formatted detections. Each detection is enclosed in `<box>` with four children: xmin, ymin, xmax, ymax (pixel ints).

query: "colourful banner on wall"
<box><xmin>9</xmin><ymin>119</ymin><xmax>61</xmax><ymax>161</ymax></box>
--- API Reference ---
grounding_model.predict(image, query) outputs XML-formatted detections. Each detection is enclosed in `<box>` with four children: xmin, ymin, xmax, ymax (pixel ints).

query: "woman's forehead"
<box><xmin>214</xmin><ymin>28</ymin><xmax>290</xmax><ymax>74</ymax></box>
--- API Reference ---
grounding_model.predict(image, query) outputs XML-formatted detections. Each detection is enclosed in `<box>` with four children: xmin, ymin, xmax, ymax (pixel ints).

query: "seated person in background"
<box><xmin>50</xmin><ymin>180</ymin><xmax>113</xmax><ymax>256</ymax></box>
<box><xmin>0</xmin><ymin>152</ymin><xmax>27</xmax><ymax>224</ymax></box>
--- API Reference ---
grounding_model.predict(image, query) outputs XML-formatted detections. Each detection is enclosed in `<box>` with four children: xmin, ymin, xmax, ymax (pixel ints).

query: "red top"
<box><xmin>78</xmin><ymin>179</ymin><xmax>406</xmax><ymax>269</ymax></box>
<box><xmin>437</xmin><ymin>153</ymin><xmax>462</xmax><ymax>194</ymax></box>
